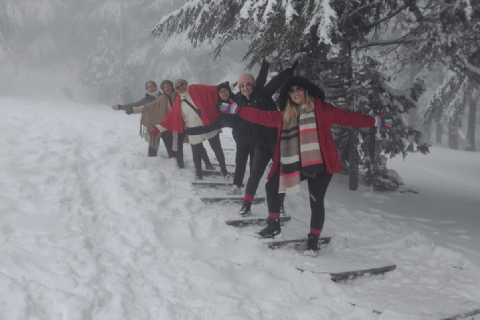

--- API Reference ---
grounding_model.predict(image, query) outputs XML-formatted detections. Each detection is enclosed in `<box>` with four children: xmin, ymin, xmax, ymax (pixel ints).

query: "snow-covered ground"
<box><xmin>1</xmin><ymin>94</ymin><xmax>480</xmax><ymax>320</ymax></box>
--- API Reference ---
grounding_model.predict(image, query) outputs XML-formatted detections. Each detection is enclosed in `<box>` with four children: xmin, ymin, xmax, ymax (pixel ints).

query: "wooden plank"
<box><xmin>440</xmin><ymin>308</ymin><xmax>480</xmax><ymax>320</ymax></box>
<box><xmin>202</xmin><ymin>170</ymin><xmax>223</xmax><ymax>176</ymax></box>
<box><xmin>192</xmin><ymin>180</ymin><xmax>233</xmax><ymax>188</ymax></box>
<box><xmin>288</xmin><ymin>252</ymin><xmax>396</xmax><ymax>282</ymax></box>
<box><xmin>211</xmin><ymin>162</ymin><xmax>236</xmax><ymax>168</ymax></box>
<box><xmin>225</xmin><ymin>215</ymin><xmax>290</xmax><ymax>227</ymax></box>
<box><xmin>265</xmin><ymin>236</ymin><xmax>332</xmax><ymax>250</ymax></box>
<box><xmin>201</xmin><ymin>195</ymin><xmax>265</xmax><ymax>204</ymax></box>
<box><xmin>328</xmin><ymin>264</ymin><xmax>396</xmax><ymax>282</ymax></box>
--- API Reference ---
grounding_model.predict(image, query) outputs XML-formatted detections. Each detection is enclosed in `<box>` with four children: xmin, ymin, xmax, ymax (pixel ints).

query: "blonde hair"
<box><xmin>283</xmin><ymin>90</ymin><xmax>315</xmax><ymax>122</ymax></box>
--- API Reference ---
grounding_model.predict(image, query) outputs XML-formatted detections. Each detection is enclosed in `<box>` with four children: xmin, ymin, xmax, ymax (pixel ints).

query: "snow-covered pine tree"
<box><xmin>345</xmin><ymin>57</ymin><xmax>428</xmax><ymax>191</ymax></box>
<box><xmin>423</xmin><ymin>69</ymin><xmax>478</xmax><ymax>151</ymax></box>
<box><xmin>358</xmin><ymin>0</ymin><xmax>480</xmax><ymax>86</ymax></box>
<box><xmin>78</xmin><ymin>29</ymin><xmax>121</xmax><ymax>102</ymax></box>
<box><xmin>0</xmin><ymin>0</ymin><xmax>15</xmax><ymax>64</ymax></box>
<box><xmin>152</xmin><ymin>0</ymin><xmax>430</xmax><ymax>191</ymax></box>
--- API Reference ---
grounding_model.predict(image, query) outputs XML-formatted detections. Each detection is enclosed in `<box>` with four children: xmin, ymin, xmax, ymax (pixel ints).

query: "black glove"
<box><xmin>287</xmin><ymin>60</ymin><xmax>299</xmax><ymax>76</ymax></box>
<box><xmin>261</xmin><ymin>59</ymin><xmax>270</xmax><ymax>70</ymax></box>
<box><xmin>124</xmin><ymin>105</ymin><xmax>134</xmax><ymax>115</ymax></box>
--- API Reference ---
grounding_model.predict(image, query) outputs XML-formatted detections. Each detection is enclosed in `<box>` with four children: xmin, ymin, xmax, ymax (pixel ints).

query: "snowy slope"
<box><xmin>1</xmin><ymin>97</ymin><xmax>480</xmax><ymax>320</ymax></box>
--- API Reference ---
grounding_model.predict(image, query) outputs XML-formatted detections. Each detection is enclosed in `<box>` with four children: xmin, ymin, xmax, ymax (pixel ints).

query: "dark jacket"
<box><xmin>237</xmin><ymin>62</ymin><xmax>292</xmax><ymax>148</ymax></box>
<box><xmin>118</xmin><ymin>92</ymin><xmax>160</xmax><ymax>113</ymax></box>
<box><xmin>185</xmin><ymin>93</ymin><xmax>253</xmax><ymax>146</ymax></box>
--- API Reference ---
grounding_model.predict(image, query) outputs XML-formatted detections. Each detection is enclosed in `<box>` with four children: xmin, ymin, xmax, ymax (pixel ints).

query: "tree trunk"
<box><xmin>348</xmin><ymin>128</ymin><xmax>359</xmax><ymax>191</ymax></box>
<box><xmin>408</xmin><ymin>65</ymin><xmax>418</xmax><ymax>129</ymax></box>
<box><xmin>345</xmin><ymin>41</ymin><xmax>358</xmax><ymax>191</ymax></box>
<box><xmin>369</xmin><ymin>127</ymin><xmax>377</xmax><ymax>190</ymax></box>
<box><xmin>436</xmin><ymin>123</ymin><xmax>443</xmax><ymax>143</ymax></box>
<box><xmin>466</xmin><ymin>96</ymin><xmax>477</xmax><ymax>151</ymax></box>
<box><xmin>448</xmin><ymin>120</ymin><xmax>458</xmax><ymax>150</ymax></box>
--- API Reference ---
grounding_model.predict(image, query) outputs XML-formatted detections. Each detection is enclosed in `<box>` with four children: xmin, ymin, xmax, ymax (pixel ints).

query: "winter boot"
<box><xmin>280</xmin><ymin>202</ymin><xmax>286</xmax><ymax>216</ymax></box>
<box><xmin>221</xmin><ymin>168</ymin><xmax>232</xmax><ymax>180</ymax></box>
<box><xmin>304</xmin><ymin>233</ymin><xmax>320</xmax><ymax>258</ymax></box>
<box><xmin>195</xmin><ymin>170</ymin><xmax>203</xmax><ymax>181</ymax></box>
<box><xmin>257</xmin><ymin>217</ymin><xmax>281</xmax><ymax>239</ymax></box>
<box><xmin>238</xmin><ymin>201</ymin><xmax>252</xmax><ymax>217</ymax></box>
<box><xmin>226</xmin><ymin>185</ymin><xmax>242</xmax><ymax>195</ymax></box>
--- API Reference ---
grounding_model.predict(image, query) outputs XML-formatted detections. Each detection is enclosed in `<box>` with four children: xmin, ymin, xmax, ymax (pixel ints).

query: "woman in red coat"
<box><xmin>220</xmin><ymin>76</ymin><xmax>392</xmax><ymax>257</ymax></box>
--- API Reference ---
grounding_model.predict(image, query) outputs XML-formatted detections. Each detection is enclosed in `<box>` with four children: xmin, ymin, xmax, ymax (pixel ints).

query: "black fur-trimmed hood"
<box><xmin>278</xmin><ymin>76</ymin><xmax>326</xmax><ymax>111</ymax></box>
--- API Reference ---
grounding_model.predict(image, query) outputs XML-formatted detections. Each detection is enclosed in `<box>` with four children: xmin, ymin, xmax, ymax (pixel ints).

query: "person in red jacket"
<box><xmin>150</xmin><ymin>79</ymin><xmax>230</xmax><ymax>180</ymax></box>
<box><xmin>219</xmin><ymin>76</ymin><xmax>392</xmax><ymax>257</ymax></box>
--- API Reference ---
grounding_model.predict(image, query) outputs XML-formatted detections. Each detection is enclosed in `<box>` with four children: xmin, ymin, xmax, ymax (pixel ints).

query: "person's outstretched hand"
<box><xmin>374</xmin><ymin>113</ymin><xmax>393</xmax><ymax>129</ymax></box>
<box><xmin>219</xmin><ymin>100</ymin><xmax>240</xmax><ymax>115</ymax></box>
<box><xmin>111</xmin><ymin>104</ymin><xmax>119</xmax><ymax>111</ymax></box>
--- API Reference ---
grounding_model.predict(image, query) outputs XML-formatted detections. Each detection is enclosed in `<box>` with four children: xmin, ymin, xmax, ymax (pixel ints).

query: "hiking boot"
<box><xmin>257</xmin><ymin>217</ymin><xmax>281</xmax><ymax>239</ymax></box>
<box><xmin>304</xmin><ymin>233</ymin><xmax>319</xmax><ymax>258</ymax></box>
<box><xmin>238</xmin><ymin>201</ymin><xmax>252</xmax><ymax>217</ymax></box>
<box><xmin>221</xmin><ymin>169</ymin><xmax>232</xmax><ymax>180</ymax></box>
<box><xmin>226</xmin><ymin>185</ymin><xmax>242</xmax><ymax>195</ymax></box>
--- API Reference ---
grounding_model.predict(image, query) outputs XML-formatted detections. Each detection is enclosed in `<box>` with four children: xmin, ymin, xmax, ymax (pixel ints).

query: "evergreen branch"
<box><xmin>365</xmin><ymin>5</ymin><xmax>409</xmax><ymax>28</ymax></box>
<box><xmin>356</xmin><ymin>39</ymin><xmax>416</xmax><ymax>49</ymax></box>
<box><xmin>348</xmin><ymin>1</ymin><xmax>381</xmax><ymax>17</ymax></box>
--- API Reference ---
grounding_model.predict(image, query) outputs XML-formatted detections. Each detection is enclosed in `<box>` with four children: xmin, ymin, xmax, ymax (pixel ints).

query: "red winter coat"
<box><xmin>237</xmin><ymin>98</ymin><xmax>375</xmax><ymax>178</ymax></box>
<box><xmin>158</xmin><ymin>84</ymin><xmax>219</xmax><ymax>133</ymax></box>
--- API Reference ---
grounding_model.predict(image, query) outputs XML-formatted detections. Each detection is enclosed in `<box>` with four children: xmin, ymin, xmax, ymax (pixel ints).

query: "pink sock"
<box><xmin>310</xmin><ymin>228</ymin><xmax>322</xmax><ymax>236</ymax></box>
<box><xmin>269</xmin><ymin>212</ymin><xmax>280</xmax><ymax>219</ymax></box>
<box><xmin>244</xmin><ymin>194</ymin><xmax>254</xmax><ymax>203</ymax></box>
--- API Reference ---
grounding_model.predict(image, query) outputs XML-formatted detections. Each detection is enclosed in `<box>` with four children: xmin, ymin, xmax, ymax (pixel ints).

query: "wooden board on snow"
<box><xmin>192</xmin><ymin>180</ymin><xmax>233</xmax><ymax>188</ymax></box>
<box><xmin>265</xmin><ymin>236</ymin><xmax>332</xmax><ymax>250</ymax></box>
<box><xmin>200</xmin><ymin>195</ymin><xmax>265</xmax><ymax>204</ymax></box>
<box><xmin>350</xmin><ymin>285</ymin><xmax>480</xmax><ymax>319</ymax></box>
<box><xmin>278</xmin><ymin>251</ymin><xmax>396</xmax><ymax>282</ymax></box>
<box><xmin>225</xmin><ymin>215</ymin><xmax>290</xmax><ymax>227</ymax></box>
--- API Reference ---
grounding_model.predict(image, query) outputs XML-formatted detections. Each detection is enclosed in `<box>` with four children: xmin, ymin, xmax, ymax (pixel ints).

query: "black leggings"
<box><xmin>233</xmin><ymin>142</ymin><xmax>255</xmax><ymax>187</ymax></box>
<box><xmin>265</xmin><ymin>164</ymin><xmax>332</xmax><ymax>232</ymax></box>
<box><xmin>148</xmin><ymin>132</ymin><xmax>186</xmax><ymax>168</ymax></box>
<box><xmin>244</xmin><ymin>144</ymin><xmax>276</xmax><ymax>198</ymax></box>
<box><xmin>147</xmin><ymin>132</ymin><xmax>175</xmax><ymax>158</ymax></box>
<box><xmin>191</xmin><ymin>133</ymin><xmax>226</xmax><ymax>176</ymax></box>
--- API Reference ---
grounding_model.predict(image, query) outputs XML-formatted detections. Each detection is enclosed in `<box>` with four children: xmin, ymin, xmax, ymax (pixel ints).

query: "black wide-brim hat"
<box><xmin>278</xmin><ymin>76</ymin><xmax>326</xmax><ymax>111</ymax></box>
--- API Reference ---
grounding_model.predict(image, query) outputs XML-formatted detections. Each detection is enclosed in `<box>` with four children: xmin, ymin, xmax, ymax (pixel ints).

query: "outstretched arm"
<box><xmin>327</xmin><ymin>103</ymin><xmax>375</xmax><ymax>128</ymax></box>
<box><xmin>237</xmin><ymin>107</ymin><xmax>282</xmax><ymax>128</ymax></box>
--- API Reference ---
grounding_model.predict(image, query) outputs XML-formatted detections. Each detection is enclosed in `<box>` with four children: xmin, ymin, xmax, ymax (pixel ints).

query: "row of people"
<box><xmin>113</xmin><ymin>64</ymin><xmax>392</xmax><ymax>257</ymax></box>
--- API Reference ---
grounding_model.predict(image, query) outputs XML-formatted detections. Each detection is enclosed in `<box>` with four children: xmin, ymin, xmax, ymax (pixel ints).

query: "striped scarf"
<box><xmin>279</xmin><ymin>104</ymin><xmax>323</xmax><ymax>195</ymax></box>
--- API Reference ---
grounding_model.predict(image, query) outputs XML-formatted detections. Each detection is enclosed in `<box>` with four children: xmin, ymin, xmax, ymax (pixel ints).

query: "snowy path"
<box><xmin>1</xmin><ymin>97</ymin><xmax>479</xmax><ymax>320</ymax></box>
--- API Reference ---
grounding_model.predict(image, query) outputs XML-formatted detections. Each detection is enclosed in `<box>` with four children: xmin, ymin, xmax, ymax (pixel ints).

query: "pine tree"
<box><xmin>424</xmin><ymin>69</ymin><xmax>478</xmax><ymax>151</ymax></box>
<box><xmin>346</xmin><ymin>57</ymin><xmax>428</xmax><ymax>191</ymax></box>
<box><xmin>152</xmin><ymin>0</ymin><xmax>430</xmax><ymax>191</ymax></box>
<box><xmin>78</xmin><ymin>29</ymin><xmax>121</xmax><ymax>102</ymax></box>
<box><xmin>0</xmin><ymin>0</ymin><xmax>15</xmax><ymax>64</ymax></box>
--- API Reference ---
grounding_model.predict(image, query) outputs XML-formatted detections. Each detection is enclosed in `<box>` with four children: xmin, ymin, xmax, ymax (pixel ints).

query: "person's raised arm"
<box><xmin>262</xmin><ymin>60</ymin><xmax>298</xmax><ymax>97</ymax></box>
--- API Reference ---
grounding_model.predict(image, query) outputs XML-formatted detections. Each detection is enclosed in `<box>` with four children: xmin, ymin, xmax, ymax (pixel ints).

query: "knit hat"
<box><xmin>277</xmin><ymin>76</ymin><xmax>326</xmax><ymax>111</ymax></box>
<box><xmin>237</xmin><ymin>73</ymin><xmax>256</xmax><ymax>87</ymax></box>
<box><xmin>160</xmin><ymin>80</ymin><xmax>174</xmax><ymax>93</ymax></box>
<box><xmin>173</xmin><ymin>79</ymin><xmax>188</xmax><ymax>89</ymax></box>
<box><xmin>217</xmin><ymin>81</ymin><xmax>232</xmax><ymax>94</ymax></box>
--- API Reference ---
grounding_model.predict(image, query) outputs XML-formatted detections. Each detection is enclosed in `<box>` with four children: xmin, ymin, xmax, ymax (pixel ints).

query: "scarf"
<box><xmin>279</xmin><ymin>104</ymin><xmax>323</xmax><ymax>195</ymax></box>
<box><xmin>140</xmin><ymin>92</ymin><xmax>177</xmax><ymax>150</ymax></box>
<box><xmin>148</xmin><ymin>91</ymin><xmax>160</xmax><ymax>99</ymax></box>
